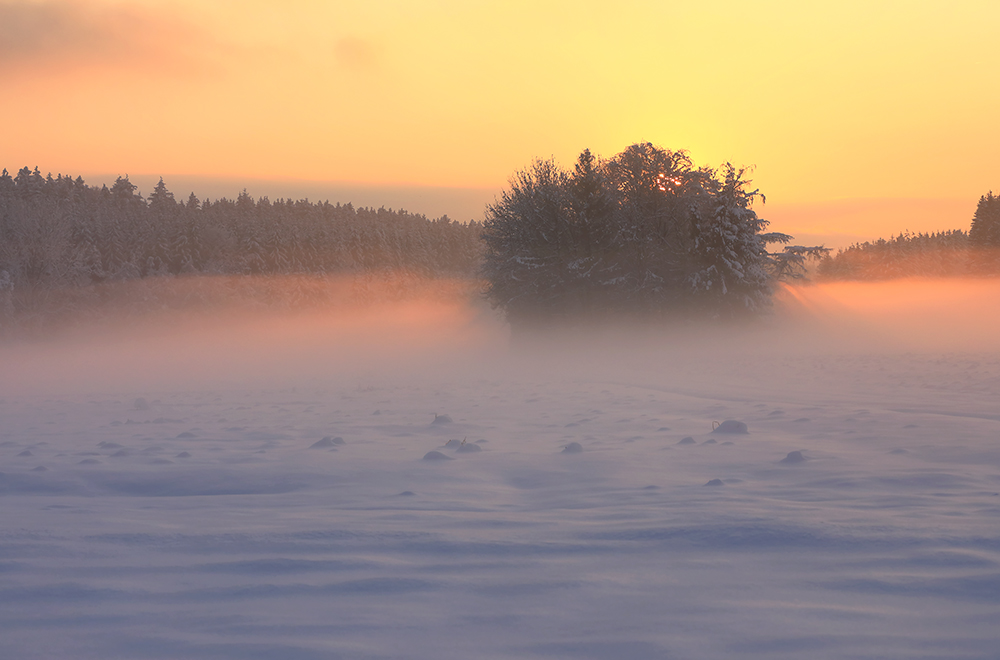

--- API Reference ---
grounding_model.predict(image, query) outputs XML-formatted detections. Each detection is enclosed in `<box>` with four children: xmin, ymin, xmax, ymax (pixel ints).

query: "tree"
<box><xmin>481</xmin><ymin>158</ymin><xmax>574</xmax><ymax>321</ymax></box>
<box><xmin>481</xmin><ymin>144</ymin><xmax>823</xmax><ymax>324</ymax></box>
<box><xmin>601</xmin><ymin>143</ymin><xmax>705</xmax><ymax>305</ymax></box>
<box><xmin>148</xmin><ymin>177</ymin><xmax>176</xmax><ymax>210</ymax></box>
<box><xmin>688</xmin><ymin>164</ymin><xmax>777</xmax><ymax>315</ymax></box>
<box><xmin>969</xmin><ymin>191</ymin><xmax>1000</xmax><ymax>247</ymax></box>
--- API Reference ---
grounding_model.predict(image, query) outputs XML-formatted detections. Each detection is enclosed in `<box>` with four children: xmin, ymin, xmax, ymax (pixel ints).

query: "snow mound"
<box><xmin>17</xmin><ymin>450</ymin><xmax>33</xmax><ymax>457</ymax></box>
<box><xmin>310</xmin><ymin>436</ymin><xmax>345</xmax><ymax>449</ymax></box>
<box><xmin>562</xmin><ymin>442</ymin><xmax>583</xmax><ymax>454</ymax></box>
<box><xmin>175</xmin><ymin>451</ymin><xmax>191</xmax><ymax>458</ymax></box>
<box><xmin>31</xmin><ymin>466</ymin><xmax>47</xmax><ymax>472</ymax></box>
<box><xmin>677</xmin><ymin>437</ymin><xmax>696</xmax><ymax>445</ymax></box>
<box><xmin>712</xmin><ymin>420</ymin><xmax>749</xmax><ymax>434</ymax></box>
<box><xmin>133</xmin><ymin>397</ymin><xmax>149</xmax><ymax>411</ymax></box>
<box><xmin>780</xmin><ymin>450</ymin><xmax>806</xmax><ymax>464</ymax></box>
<box><xmin>422</xmin><ymin>450</ymin><xmax>453</xmax><ymax>461</ymax></box>
<box><xmin>431</xmin><ymin>414</ymin><xmax>453</xmax><ymax>425</ymax></box>
<box><xmin>176</xmin><ymin>432</ymin><xmax>196</xmax><ymax>438</ymax></box>
<box><xmin>456</xmin><ymin>442</ymin><xmax>482</xmax><ymax>453</ymax></box>
<box><xmin>705</xmin><ymin>478</ymin><xmax>724</xmax><ymax>486</ymax></box>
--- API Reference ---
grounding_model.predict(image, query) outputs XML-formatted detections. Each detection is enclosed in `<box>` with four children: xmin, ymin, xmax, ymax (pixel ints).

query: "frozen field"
<box><xmin>2</xmin><ymin>279</ymin><xmax>999</xmax><ymax>659</ymax></box>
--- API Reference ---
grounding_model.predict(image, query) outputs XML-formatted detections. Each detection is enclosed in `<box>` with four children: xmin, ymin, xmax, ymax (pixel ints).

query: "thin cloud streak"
<box><xmin>0</xmin><ymin>0</ymin><xmax>224</xmax><ymax>78</ymax></box>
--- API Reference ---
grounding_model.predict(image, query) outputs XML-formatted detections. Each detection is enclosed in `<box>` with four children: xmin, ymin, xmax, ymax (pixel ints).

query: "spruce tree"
<box><xmin>688</xmin><ymin>164</ymin><xmax>774</xmax><ymax>315</ymax></box>
<box><xmin>969</xmin><ymin>191</ymin><xmax>1000</xmax><ymax>247</ymax></box>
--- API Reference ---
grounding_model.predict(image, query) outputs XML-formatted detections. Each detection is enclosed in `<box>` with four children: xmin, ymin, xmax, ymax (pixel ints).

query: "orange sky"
<box><xmin>2</xmin><ymin>0</ymin><xmax>998</xmax><ymax>243</ymax></box>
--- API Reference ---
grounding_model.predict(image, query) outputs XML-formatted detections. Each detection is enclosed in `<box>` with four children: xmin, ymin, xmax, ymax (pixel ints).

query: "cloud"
<box><xmin>0</xmin><ymin>0</ymin><xmax>220</xmax><ymax>78</ymax></box>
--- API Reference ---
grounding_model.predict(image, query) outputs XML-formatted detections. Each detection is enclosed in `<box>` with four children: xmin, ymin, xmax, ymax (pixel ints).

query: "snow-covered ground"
<box><xmin>2</xmin><ymin>279</ymin><xmax>999</xmax><ymax>659</ymax></box>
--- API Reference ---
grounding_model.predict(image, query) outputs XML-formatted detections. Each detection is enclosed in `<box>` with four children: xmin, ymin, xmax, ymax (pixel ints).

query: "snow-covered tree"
<box><xmin>481</xmin><ymin>158</ymin><xmax>574</xmax><ymax>320</ymax></box>
<box><xmin>688</xmin><ymin>164</ymin><xmax>778</xmax><ymax>315</ymax></box>
<box><xmin>481</xmin><ymin>144</ymin><xmax>821</xmax><ymax>324</ymax></box>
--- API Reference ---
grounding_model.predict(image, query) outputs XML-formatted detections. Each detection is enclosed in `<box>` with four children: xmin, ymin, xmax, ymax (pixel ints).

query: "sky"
<box><xmin>2</xmin><ymin>0</ymin><xmax>998</xmax><ymax>245</ymax></box>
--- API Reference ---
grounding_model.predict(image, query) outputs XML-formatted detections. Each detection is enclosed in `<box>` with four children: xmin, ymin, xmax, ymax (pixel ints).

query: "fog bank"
<box><xmin>2</xmin><ymin>276</ymin><xmax>998</xmax><ymax>398</ymax></box>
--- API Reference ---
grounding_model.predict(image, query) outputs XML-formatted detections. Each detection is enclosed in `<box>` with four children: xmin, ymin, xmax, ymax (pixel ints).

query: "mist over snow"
<box><xmin>1</xmin><ymin>277</ymin><xmax>999</xmax><ymax>659</ymax></box>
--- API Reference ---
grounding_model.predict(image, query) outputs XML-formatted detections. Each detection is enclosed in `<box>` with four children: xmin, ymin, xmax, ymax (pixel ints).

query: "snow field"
<box><xmin>2</xmin><ymin>278</ymin><xmax>1000</xmax><ymax>659</ymax></box>
<box><xmin>2</xmin><ymin>344</ymin><xmax>999</xmax><ymax>659</ymax></box>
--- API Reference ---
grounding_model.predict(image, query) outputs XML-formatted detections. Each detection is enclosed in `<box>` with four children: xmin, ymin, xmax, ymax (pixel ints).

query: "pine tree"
<box><xmin>564</xmin><ymin>149</ymin><xmax>617</xmax><ymax>307</ymax></box>
<box><xmin>688</xmin><ymin>164</ymin><xmax>774</xmax><ymax>315</ymax></box>
<box><xmin>969</xmin><ymin>191</ymin><xmax>1000</xmax><ymax>247</ymax></box>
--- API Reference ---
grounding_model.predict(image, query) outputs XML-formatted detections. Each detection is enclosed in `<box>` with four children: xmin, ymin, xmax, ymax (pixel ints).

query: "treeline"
<box><xmin>0</xmin><ymin>167</ymin><xmax>483</xmax><ymax>292</ymax></box>
<box><xmin>817</xmin><ymin>192</ymin><xmax>1000</xmax><ymax>280</ymax></box>
<box><xmin>817</xmin><ymin>230</ymin><xmax>1000</xmax><ymax>280</ymax></box>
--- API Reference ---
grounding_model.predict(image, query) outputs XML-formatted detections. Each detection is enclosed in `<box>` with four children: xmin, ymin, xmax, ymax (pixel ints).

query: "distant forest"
<box><xmin>817</xmin><ymin>191</ymin><xmax>1000</xmax><ymax>280</ymax></box>
<box><xmin>817</xmin><ymin>231</ymin><xmax>1000</xmax><ymax>280</ymax></box>
<box><xmin>0</xmin><ymin>167</ymin><xmax>482</xmax><ymax>291</ymax></box>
